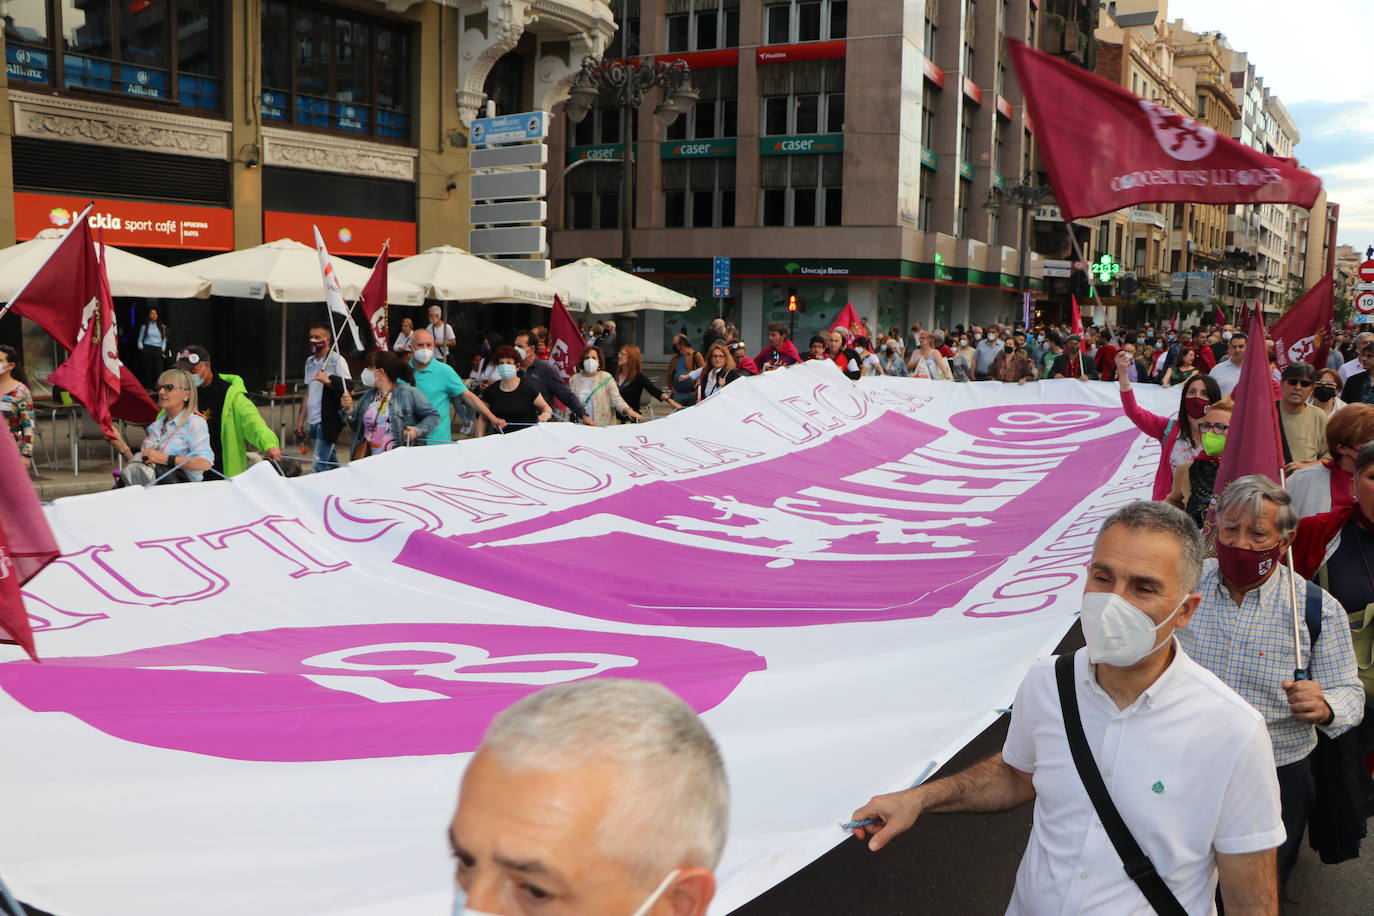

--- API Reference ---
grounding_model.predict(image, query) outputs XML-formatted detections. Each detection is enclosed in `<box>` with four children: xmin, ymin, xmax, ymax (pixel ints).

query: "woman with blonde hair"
<box><xmin>392</xmin><ymin>317</ymin><xmax>415</xmax><ymax>354</ymax></box>
<box><xmin>106</xmin><ymin>367</ymin><xmax>213</xmax><ymax>485</ymax></box>
<box><xmin>570</xmin><ymin>345</ymin><xmax>640</xmax><ymax>425</ymax></box>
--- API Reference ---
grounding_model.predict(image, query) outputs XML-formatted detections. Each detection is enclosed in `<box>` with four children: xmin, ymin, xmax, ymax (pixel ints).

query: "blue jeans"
<box><xmin>307</xmin><ymin>422</ymin><xmax>338</xmax><ymax>473</ymax></box>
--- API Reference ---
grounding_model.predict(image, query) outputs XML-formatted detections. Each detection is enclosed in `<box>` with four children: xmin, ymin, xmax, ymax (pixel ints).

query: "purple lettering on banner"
<box><xmin>511</xmin><ymin>457</ymin><xmax>611</xmax><ymax>494</ymax></box>
<box><xmin>741</xmin><ymin>410</ymin><xmax>821</xmax><ymax>444</ymax></box>
<box><xmin>404</xmin><ymin>471</ymin><xmax>547</xmax><ymax>524</ymax></box>
<box><xmin>812</xmin><ymin>384</ymin><xmax>868</xmax><ymax>420</ymax></box>
<box><xmin>393</xmin><ymin>407</ymin><xmax>1140</xmax><ymax>627</ymax></box>
<box><xmin>0</xmin><ymin>624</ymin><xmax>766</xmax><ymax>761</ymax></box>
<box><xmin>199</xmin><ymin>516</ymin><xmax>349</xmax><ymax>579</ymax></box>
<box><xmin>321</xmin><ymin>497</ymin><xmax>445</xmax><ymax>543</ymax></box>
<box><xmin>684</xmin><ymin>437</ymin><xmax>765</xmax><ymax>467</ymax></box>
<box><xmin>54</xmin><ymin>538</ymin><xmax>230</xmax><ymax>607</ymax></box>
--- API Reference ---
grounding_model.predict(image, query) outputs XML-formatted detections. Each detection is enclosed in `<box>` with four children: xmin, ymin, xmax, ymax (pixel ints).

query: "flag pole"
<box><xmin>1278</xmin><ymin>467</ymin><xmax>1307</xmax><ymax>677</ymax></box>
<box><xmin>0</xmin><ymin>204</ymin><xmax>95</xmax><ymax>322</ymax></box>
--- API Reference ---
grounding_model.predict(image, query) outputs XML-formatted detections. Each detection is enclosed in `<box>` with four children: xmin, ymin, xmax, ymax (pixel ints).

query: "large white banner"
<box><xmin>0</xmin><ymin>363</ymin><xmax>1176</xmax><ymax>915</ymax></box>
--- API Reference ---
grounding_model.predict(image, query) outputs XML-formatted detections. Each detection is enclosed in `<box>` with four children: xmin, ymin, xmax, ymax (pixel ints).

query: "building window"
<box><xmin>571</xmin><ymin>101</ymin><xmax>628</xmax><ymax>147</ymax></box>
<box><xmin>261</xmin><ymin>0</ymin><xmax>412</xmax><ymax>141</ymax></box>
<box><xmin>3</xmin><ymin>0</ymin><xmax>225</xmax><ymax>110</ymax></box>
<box><xmin>918</xmin><ymin>171</ymin><xmax>933</xmax><ymax>232</ymax></box>
<box><xmin>761</xmin><ymin>60</ymin><xmax>843</xmax><ymax>135</ymax></box>
<box><xmin>663</xmin><ymin>159</ymin><xmax>735</xmax><ymax>228</ymax></box>
<box><xmin>567</xmin><ymin>160</ymin><xmax>622</xmax><ymax>230</ymax></box>
<box><xmin>764</xmin><ymin>0</ymin><xmax>846</xmax><ymax>45</ymax></box>
<box><xmin>922</xmin><ymin>84</ymin><xmax>937</xmax><ymax>147</ymax></box>
<box><xmin>664</xmin><ymin>68</ymin><xmax>737</xmax><ymax>140</ymax></box>
<box><xmin>955</xmin><ymin>176</ymin><xmax>971</xmax><ymax>237</ymax></box>
<box><xmin>665</xmin><ymin>0</ymin><xmax>739</xmax><ymax>52</ymax></box>
<box><xmin>608</xmin><ymin>0</ymin><xmax>641</xmax><ymax>58</ymax></box>
<box><xmin>960</xmin><ymin>101</ymin><xmax>974</xmax><ymax>160</ymax></box>
<box><xmin>761</xmin><ymin>153</ymin><xmax>842</xmax><ymax>226</ymax></box>
<box><xmin>924</xmin><ymin>13</ymin><xmax>937</xmax><ymax>55</ymax></box>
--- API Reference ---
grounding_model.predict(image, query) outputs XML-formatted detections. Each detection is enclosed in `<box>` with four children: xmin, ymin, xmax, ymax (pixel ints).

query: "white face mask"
<box><xmin>514</xmin><ymin>346</ymin><xmax>528</xmax><ymax>362</ymax></box>
<box><xmin>451</xmin><ymin>869</ymin><xmax>679</xmax><ymax>916</ymax></box>
<box><xmin>496</xmin><ymin>364</ymin><xmax>518</xmax><ymax>380</ymax></box>
<box><xmin>412</xmin><ymin>347</ymin><xmax>434</xmax><ymax>365</ymax></box>
<box><xmin>0</xmin><ymin>362</ymin><xmax>9</xmax><ymax>376</ymax></box>
<box><xmin>1080</xmin><ymin>591</ymin><xmax>1186</xmax><ymax>667</ymax></box>
<box><xmin>582</xmin><ymin>358</ymin><xmax>599</xmax><ymax>374</ymax></box>
<box><xmin>1222</xmin><ymin>331</ymin><xmax>1233</xmax><ymax>341</ymax></box>
<box><xmin>973</xmin><ymin>334</ymin><xmax>983</xmax><ymax>341</ymax></box>
<box><xmin>360</xmin><ymin>368</ymin><xmax>377</xmax><ymax>389</ymax></box>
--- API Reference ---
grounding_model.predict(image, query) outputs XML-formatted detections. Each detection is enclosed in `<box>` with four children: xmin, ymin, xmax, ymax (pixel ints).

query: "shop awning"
<box><xmin>0</xmin><ymin>229</ymin><xmax>212</xmax><ymax>301</ymax></box>
<box><xmin>387</xmin><ymin>245</ymin><xmax>562</xmax><ymax>306</ymax></box>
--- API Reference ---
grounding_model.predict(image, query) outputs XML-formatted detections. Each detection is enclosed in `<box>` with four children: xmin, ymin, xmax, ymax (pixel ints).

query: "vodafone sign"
<box><xmin>15</xmin><ymin>192</ymin><xmax>234</xmax><ymax>250</ymax></box>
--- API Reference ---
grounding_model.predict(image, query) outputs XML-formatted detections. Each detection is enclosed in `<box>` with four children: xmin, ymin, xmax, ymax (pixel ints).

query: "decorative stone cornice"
<box><xmin>261</xmin><ymin>126</ymin><xmax>418</xmax><ymax>181</ymax></box>
<box><xmin>9</xmin><ymin>90</ymin><xmax>231</xmax><ymax>159</ymax></box>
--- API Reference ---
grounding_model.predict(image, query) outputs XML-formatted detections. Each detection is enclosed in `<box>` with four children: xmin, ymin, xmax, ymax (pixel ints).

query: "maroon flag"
<box><xmin>7</xmin><ymin>210</ymin><xmax>157</xmax><ymax>425</ymax></box>
<box><xmin>548</xmin><ymin>295</ymin><xmax>584</xmax><ymax>382</ymax></box>
<box><xmin>1006</xmin><ymin>41</ymin><xmax>1321</xmax><ymax>222</ymax></box>
<box><xmin>1271</xmin><ymin>273</ymin><xmax>1335</xmax><ymax>372</ymax></box>
<box><xmin>1237</xmin><ymin>302</ymin><xmax>1252</xmax><ymax>330</ymax></box>
<box><xmin>1070</xmin><ymin>295</ymin><xmax>1084</xmax><ymax>335</ymax></box>
<box><xmin>1168</xmin><ymin>312</ymin><xmax>1178</xmax><ymax>331</ymax></box>
<box><xmin>1214</xmin><ymin>305</ymin><xmax>1227</xmax><ymax>327</ymax></box>
<box><xmin>1214</xmin><ymin>309</ymin><xmax>1284</xmax><ymax>496</ymax></box>
<box><xmin>48</xmin><ymin>237</ymin><xmax>122</xmax><ymax>437</ymax></box>
<box><xmin>0</xmin><ymin>431</ymin><xmax>59</xmax><ymax>661</ymax></box>
<box><xmin>829</xmin><ymin>303</ymin><xmax>861</xmax><ymax>336</ymax></box>
<box><xmin>357</xmin><ymin>241</ymin><xmax>390</xmax><ymax>350</ymax></box>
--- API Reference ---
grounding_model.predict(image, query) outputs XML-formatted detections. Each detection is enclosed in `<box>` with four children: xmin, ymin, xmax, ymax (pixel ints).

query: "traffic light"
<box><xmin>787</xmin><ymin>290</ymin><xmax>798</xmax><ymax>312</ymax></box>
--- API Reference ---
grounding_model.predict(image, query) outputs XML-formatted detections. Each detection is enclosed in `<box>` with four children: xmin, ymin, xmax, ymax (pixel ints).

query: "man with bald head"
<box><xmin>409</xmin><ymin>328</ymin><xmax>504</xmax><ymax>442</ymax></box>
<box><xmin>450</xmin><ymin>679</ymin><xmax>727</xmax><ymax>915</ymax></box>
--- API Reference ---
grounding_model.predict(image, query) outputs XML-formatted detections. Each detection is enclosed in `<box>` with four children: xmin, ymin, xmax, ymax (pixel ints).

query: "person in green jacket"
<box><xmin>176</xmin><ymin>345</ymin><xmax>282</xmax><ymax>477</ymax></box>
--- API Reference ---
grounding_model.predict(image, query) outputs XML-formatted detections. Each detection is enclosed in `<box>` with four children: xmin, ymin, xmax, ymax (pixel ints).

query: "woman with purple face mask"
<box><xmin>1115</xmin><ymin>348</ymin><xmax>1221</xmax><ymax>500</ymax></box>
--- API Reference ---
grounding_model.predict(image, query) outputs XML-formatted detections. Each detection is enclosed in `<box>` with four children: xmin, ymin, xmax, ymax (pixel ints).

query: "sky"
<box><xmin>1166</xmin><ymin>0</ymin><xmax>1374</xmax><ymax>251</ymax></box>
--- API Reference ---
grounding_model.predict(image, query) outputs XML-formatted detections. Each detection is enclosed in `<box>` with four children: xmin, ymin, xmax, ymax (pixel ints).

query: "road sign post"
<box><xmin>469</xmin><ymin>111</ymin><xmax>550</xmax><ymax>276</ymax></box>
<box><xmin>712</xmin><ymin>256</ymin><xmax>732</xmax><ymax>317</ymax></box>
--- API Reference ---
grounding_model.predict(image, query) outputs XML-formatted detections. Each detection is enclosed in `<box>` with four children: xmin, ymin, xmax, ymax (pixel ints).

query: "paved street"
<box><xmin>734</xmin><ymin>624</ymin><xmax>1374</xmax><ymax>915</ymax></box>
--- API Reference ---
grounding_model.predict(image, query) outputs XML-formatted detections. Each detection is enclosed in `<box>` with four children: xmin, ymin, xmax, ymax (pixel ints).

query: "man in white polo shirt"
<box><xmin>850</xmin><ymin>501</ymin><xmax>1283</xmax><ymax>914</ymax></box>
<box><xmin>1208</xmin><ymin>331</ymin><xmax>1246</xmax><ymax>397</ymax></box>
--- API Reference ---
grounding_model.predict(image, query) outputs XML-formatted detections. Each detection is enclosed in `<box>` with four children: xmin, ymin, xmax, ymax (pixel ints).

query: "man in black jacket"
<box><xmin>1048</xmin><ymin>335</ymin><xmax>1100</xmax><ymax>380</ymax></box>
<box><xmin>293</xmin><ymin>324</ymin><xmax>349</xmax><ymax>472</ymax></box>
<box><xmin>513</xmin><ymin>331</ymin><xmax>595</xmax><ymax>425</ymax></box>
<box><xmin>1340</xmin><ymin>342</ymin><xmax>1374</xmax><ymax>406</ymax></box>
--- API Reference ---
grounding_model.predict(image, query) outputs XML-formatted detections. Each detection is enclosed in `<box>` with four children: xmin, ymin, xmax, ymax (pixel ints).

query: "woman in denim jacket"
<box><xmin>340</xmin><ymin>350</ymin><xmax>440</xmax><ymax>457</ymax></box>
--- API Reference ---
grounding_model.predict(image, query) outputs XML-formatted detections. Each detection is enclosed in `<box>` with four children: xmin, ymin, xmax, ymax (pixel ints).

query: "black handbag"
<box><xmin>1054</xmin><ymin>654</ymin><xmax>1187</xmax><ymax>915</ymax></box>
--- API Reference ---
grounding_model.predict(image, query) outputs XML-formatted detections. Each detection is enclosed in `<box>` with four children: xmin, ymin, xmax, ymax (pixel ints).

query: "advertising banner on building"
<box><xmin>0</xmin><ymin>363</ymin><xmax>1170</xmax><ymax>916</ymax></box>
<box><xmin>14</xmin><ymin>192</ymin><xmax>234</xmax><ymax>251</ymax></box>
<box><xmin>264</xmin><ymin>211</ymin><xmax>417</xmax><ymax>257</ymax></box>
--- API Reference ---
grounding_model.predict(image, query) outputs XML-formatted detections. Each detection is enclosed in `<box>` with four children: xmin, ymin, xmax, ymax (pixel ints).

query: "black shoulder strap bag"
<box><xmin>1054</xmin><ymin>654</ymin><xmax>1187</xmax><ymax>915</ymax></box>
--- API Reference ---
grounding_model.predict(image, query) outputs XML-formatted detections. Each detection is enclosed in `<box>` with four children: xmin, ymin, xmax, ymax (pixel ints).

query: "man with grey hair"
<box><xmin>1179</xmin><ymin>473</ymin><xmax>1362</xmax><ymax>893</ymax></box>
<box><xmin>853</xmin><ymin>501</ymin><xmax>1284</xmax><ymax>913</ymax></box>
<box><xmin>449</xmin><ymin>679</ymin><xmax>727</xmax><ymax>915</ymax></box>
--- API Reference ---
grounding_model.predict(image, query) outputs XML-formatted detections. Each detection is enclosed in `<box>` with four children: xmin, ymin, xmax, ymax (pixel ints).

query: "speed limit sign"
<box><xmin>1358</xmin><ymin>291</ymin><xmax>1374</xmax><ymax>315</ymax></box>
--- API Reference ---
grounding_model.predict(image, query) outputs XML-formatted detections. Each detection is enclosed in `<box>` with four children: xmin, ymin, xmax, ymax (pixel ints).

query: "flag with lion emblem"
<box><xmin>1270</xmin><ymin>273</ymin><xmax>1335</xmax><ymax>372</ymax></box>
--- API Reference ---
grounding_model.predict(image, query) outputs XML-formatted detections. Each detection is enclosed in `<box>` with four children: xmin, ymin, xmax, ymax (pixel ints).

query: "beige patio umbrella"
<box><xmin>172</xmin><ymin>238</ymin><xmax>424</xmax><ymax>304</ymax></box>
<box><xmin>0</xmin><ymin>229</ymin><xmax>211</xmax><ymax>300</ymax></box>
<box><xmin>547</xmin><ymin>257</ymin><xmax>694</xmax><ymax>314</ymax></box>
<box><xmin>174</xmin><ymin>238</ymin><xmax>425</xmax><ymax>383</ymax></box>
<box><xmin>388</xmin><ymin>245</ymin><xmax>562</xmax><ymax>305</ymax></box>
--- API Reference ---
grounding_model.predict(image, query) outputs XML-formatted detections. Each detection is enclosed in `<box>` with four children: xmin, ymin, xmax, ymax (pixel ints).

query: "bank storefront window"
<box><xmin>260</xmin><ymin>1</ymin><xmax>412</xmax><ymax>141</ymax></box>
<box><xmin>4</xmin><ymin>0</ymin><xmax>224</xmax><ymax>111</ymax></box>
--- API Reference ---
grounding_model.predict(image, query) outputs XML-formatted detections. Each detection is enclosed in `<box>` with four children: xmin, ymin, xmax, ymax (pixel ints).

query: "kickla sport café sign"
<box><xmin>14</xmin><ymin>192</ymin><xmax>235</xmax><ymax>250</ymax></box>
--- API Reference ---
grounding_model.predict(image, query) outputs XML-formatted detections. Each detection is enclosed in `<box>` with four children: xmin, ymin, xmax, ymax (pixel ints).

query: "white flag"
<box><xmin>312</xmin><ymin>225</ymin><xmax>364</xmax><ymax>351</ymax></box>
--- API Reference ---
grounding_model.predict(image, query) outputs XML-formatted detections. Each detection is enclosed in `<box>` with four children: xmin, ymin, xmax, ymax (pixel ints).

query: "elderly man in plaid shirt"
<box><xmin>1178</xmin><ymin>475</ymin><xmax>1363</xmax><ymax>893</ymax></box>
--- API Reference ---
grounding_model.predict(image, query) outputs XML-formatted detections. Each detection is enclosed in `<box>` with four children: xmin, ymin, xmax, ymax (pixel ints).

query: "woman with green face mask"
<box><xmin>1165</xmin><ymin>399</ymin><xmax>1234</xmax><ymax>529</ymax></box>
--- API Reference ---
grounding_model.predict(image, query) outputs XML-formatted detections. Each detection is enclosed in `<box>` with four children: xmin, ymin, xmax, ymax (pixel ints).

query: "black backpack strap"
<box><xmin>1276</xmin><ymin>402</ymin><xmax>1293</xmax><ymax>465</ymax></box>
<box><xmin>1295</xmin><ymin>579</ymin><xmax>1324</xmax><ymax>680</ymax></box>
<box><xmin>1054</xmin><ymin>654</ymin><xmax>1187</xmax><ymax>915</ymax></box>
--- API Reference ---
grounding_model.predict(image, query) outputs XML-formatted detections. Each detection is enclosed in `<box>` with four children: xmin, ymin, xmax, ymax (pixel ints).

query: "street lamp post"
<box><xmin>563</xmin><ymin>56</ymin><xmax>698</xmax><ymax>273</ymax></box>
<box><xmin>985</xmin><ymin>173</ymin><xmax>1053</xmax><ymax>324</ymax></box>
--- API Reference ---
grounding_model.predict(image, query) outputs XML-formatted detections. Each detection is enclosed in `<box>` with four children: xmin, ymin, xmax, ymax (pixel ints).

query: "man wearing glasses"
<box><xmin>1278</xmin><ymin>362</ymin><xmax>1329</xmax><ymax>474</ymax></box>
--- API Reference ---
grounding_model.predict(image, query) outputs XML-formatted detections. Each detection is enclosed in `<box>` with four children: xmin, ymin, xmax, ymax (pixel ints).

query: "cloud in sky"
<box><xmin>1167</xmin><ymin>0</ymin><xmax>1374</xmax><ymax>247</ymax></box>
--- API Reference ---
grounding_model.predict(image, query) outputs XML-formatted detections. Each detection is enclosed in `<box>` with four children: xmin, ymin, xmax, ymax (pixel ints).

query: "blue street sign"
<box><xmin>712</xmin><ymin>256</ymin><xmax>732</xmax><ymax>298</ymax></box>
<box><xmin>471</xmin><ymin>111</ymin><xmax>548</xmax><ymax>146</ymax></box>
